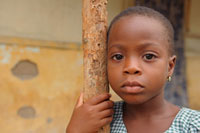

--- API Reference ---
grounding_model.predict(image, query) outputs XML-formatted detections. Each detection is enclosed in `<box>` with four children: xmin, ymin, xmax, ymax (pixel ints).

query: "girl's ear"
<box><xmin>168</xmin><ymin>55</ymin><xmax>176</xmax><ymax>77</ymax></box>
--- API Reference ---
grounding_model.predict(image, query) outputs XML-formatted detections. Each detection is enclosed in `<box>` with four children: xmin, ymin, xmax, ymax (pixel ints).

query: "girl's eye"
<box><xmin>144</xmin><ymin>54</ymin><xmax>156</xmax><ymax>60</ymax></box>
<box><xmin>112</xmin><ymin>54</ymin><xmax>124</xmax><ymax>60</ymax></box>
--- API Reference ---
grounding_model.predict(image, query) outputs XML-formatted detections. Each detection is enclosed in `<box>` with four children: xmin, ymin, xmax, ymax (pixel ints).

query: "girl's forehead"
<box><xmin>108</xmin><ymin>15</ymin><xmax>170</xmax><ymax>54</ymax></box>
<box><xmin>109</xmin><ymin>15</ymin><xmax>166</xmax><ymax>40</ymax></box>
<box><xmin>113</xmin><ymin>15</ymin><xmax>164</xmax><ymax>30</ymax></box>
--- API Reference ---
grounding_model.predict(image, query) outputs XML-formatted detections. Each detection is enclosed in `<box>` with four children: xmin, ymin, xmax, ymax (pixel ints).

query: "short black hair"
<box><xmin>107</xmin><ymin>6</ymin><xmax>175</xmax><ymax>55</ymax></box>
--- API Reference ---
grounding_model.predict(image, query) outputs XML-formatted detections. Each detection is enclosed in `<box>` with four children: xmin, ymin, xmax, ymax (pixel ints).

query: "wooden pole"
<box><xmin>82</xmin><ymin>0</ymin><xmax>109</xmax><ymax>132</ymax></box>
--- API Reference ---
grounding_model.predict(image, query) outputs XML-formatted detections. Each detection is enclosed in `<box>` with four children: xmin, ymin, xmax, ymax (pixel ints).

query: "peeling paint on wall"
<box><xmin>0</xmin><ymin>44</ymin><xmax>12</xmax><ymax>64</ymax></box>
<box><xmin>25</xmin><ymin>47</ymin><xmax>40</xmax><ymax>53</ymax></box>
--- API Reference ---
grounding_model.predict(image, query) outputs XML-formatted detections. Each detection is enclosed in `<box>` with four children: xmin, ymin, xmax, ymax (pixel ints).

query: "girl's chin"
<box><xmin>120</xmin><ymin>96</ymin><xmax>147</xmax><ymax>105</ymax></box>
<box><xmin>124</xmin><ymin>100</ymin><xmax>146</xmax><ymax>105</ymax></box>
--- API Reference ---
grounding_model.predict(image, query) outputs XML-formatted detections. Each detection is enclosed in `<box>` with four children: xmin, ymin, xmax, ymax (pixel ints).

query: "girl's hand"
<box><xmin>66</xmin><ymin>93</ymin><xmax>114</xmax><ymax>133</ymax></box>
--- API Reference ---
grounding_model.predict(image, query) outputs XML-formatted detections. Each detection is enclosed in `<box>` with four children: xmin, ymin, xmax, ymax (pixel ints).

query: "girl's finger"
<box><xmin>99</xmin><ymin>116</ymin><xmax>113</xmax><ymax>127</ymax></box>
<box><xmin>99</xmin><ymin>109</ymin><xmax>114</xmax><ymax>119</ymax></box>
<box><xmin>95</xmin><ymin>100</ymin><xmax>114</xmax><ymax>111</ymax></box>
<box><xmin>88</xmin><ymin>93</ymin><xmax>111</xmax><ymax>105</ymax></box>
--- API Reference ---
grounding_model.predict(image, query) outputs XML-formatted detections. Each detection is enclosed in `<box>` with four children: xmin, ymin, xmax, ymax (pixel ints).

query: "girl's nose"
<box><xmin>123</xmin><ymin>58</ymin><xmax>142</xmax><ymax>75</ymax></box>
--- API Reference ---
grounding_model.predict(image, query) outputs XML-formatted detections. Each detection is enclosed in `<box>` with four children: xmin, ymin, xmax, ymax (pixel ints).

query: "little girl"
<box><xmin>67</xmin><ymin>6</ymin><xmax>200</xmax><ymax>133</ymax></box>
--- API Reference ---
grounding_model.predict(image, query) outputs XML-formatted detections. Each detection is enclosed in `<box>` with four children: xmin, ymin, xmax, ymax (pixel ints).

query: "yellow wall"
<box><xmin>188</xmin><ymin>0</ymin><xmax>200</xmax><ymax>34</ymax></box>
<box><xmin>185</xmin><ymin>0</ymin><xmax>200</xmax><ymax>110</ymax></box>
<box><xmin>0</xmin><ymin>38</ymin><xmax>83</xmax><ymax>132</ymax></box>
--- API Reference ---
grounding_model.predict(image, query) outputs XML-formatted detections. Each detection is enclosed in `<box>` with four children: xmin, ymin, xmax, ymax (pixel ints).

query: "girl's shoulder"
<box><xmin>180</xmin><ymin>107</ymin><xmax>200</xmax><ymax>119</ymax></box>
<box><xmin>166</xmin><ymin>107</ymin><xmax>200</xmax><ymax>132</ymax></box>
<box><xmin>112</xmin><ymin>102</ymin><xmax>200</xmax><ymax>132</ymax></box>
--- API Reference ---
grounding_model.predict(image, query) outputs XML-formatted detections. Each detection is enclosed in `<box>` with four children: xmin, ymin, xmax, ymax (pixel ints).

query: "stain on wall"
<box><xmin>12</xmin><ymin>60</ymin><xmax>39</xmax><ymax>80</ymax></box>
<box><xmin>17</xmin><ymin>105</ymin><xmax>36</xmax><ymax>119</ymax></box>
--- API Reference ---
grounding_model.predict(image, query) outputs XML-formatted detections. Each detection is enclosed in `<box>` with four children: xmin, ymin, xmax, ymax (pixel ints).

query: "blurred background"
<box><xmin>0</xmin><ymin>0</ymin><xmax>199</xmax><ymax>132</ymax></box>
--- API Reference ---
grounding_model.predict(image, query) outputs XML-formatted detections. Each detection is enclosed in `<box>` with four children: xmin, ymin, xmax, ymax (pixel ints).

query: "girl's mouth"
<box><xmin>121</xmin><ymin>81</ymin><xmax>144</xmax><ymax>94</ymax></box>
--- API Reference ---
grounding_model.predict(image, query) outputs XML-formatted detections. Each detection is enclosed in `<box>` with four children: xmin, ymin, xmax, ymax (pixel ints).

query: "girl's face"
<box><xmin>107</xmin><ymin>15</ymin><xmax>176</xmax><ymax>105</ymax></box>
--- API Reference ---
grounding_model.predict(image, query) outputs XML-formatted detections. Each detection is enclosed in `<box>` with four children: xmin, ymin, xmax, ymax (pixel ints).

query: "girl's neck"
<box><xmin>123</xmin><ymin>92</ymin><xmax>178</xmax><ymax>120</ymax></box>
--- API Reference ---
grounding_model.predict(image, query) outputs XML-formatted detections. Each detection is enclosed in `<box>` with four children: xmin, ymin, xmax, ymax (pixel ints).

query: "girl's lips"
<box><xmin>121</xmin><ymin>81</ymin><xmax>144</xmax><ymax>93</ymax></box>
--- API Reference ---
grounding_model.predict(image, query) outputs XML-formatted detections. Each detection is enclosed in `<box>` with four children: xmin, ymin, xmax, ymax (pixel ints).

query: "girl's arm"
<box><xmin>66</xmin><ymin>93</ymin><xmax>114</xmax><ymax>133</ymax></box>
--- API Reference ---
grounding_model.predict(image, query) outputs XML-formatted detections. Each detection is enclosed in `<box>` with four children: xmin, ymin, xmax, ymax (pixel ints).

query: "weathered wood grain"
<box><xmin>82</xmin><ymin>0</ymin><xmax>109</xmax><ymax>132</ymax></box>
